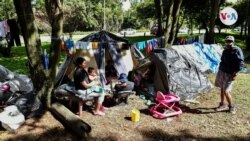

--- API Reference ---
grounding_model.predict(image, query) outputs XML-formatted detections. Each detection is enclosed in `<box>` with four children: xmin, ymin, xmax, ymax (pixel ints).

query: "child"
<box><xmin>114</xmin><ymin>73</ymin><xmax>134</xmax><ymax>93</ymax></box>
<box><xmin>87</xmin><ymin>67</ymin><xmax>105</xmax><ymax>94</ymax></box>
<box><xmin>88</xmin><ymin>67</ymin><xmax>98</xmax><ymax>82</ymax></box>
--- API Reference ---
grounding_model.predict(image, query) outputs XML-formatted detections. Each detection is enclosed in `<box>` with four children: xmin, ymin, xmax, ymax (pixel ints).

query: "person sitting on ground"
<box><xmin>105</xmin><ymin>60</ymin><xmax>118</xmax><ymax>84</ymax></box>
<box><xmin>114</xmin><ymin>73</ymin><xmax>134</xmax><ymax>94</ymax></box>
<box><xmin>74</xmin><ymin>57</ymin><xmax>107</xmax><ymax>116</ymax></box>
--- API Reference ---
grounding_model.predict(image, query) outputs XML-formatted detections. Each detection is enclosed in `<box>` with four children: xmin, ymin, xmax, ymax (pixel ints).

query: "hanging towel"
<box><xmin>0</xmin><ymin>20</ymin><xmax>9</xmax><ymax>37</ymax></box>
<box><xmin>92</xmin><ymin>42</ymin><xmax>98</xmax><ymax>49</ymax></box>
<box><xmin>137</xmin><ymin>41</ymin><xmax>146</xmax><ymax>51</ymax></box>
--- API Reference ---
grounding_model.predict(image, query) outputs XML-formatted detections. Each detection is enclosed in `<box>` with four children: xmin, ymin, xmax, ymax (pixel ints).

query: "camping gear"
<box><xmin>172</xmin><ymin>43</ymin><xmax>223</xmax><ymax>73</ymax></box>
<box><xmin>134</xmin><ymin>48</ymin><xmax>213</xmax><ymax>100</ymax></box>
<box><xmin>150</xmin><ymin>91</ymin><xmax>182</xmax><ymax>119</ymax></box>
<box><xmin>56</xmin><ymin>30</ymin><xmax>141</xmax><ymax>88</ymax></box>
<box><xmin>131</xmin><ymin>108</ymin><xmax>140</xmax><ymax>122</ymax></box>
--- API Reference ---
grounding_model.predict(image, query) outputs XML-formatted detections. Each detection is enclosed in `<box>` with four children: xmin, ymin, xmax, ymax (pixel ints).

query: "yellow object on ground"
<box><xmin>131</xmin><ymin>108</ymin><xmax>140</xmax><ymax>122</ymax></box>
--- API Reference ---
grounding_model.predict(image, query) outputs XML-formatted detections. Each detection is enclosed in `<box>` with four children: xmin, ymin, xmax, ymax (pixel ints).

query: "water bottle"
<box><xmin>43</xmin><ymin>49</ymin><xmax>49</xmax><ymax>70</ymax></box>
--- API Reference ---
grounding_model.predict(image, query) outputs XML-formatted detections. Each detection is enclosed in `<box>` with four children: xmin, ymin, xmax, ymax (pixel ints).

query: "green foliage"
<box><xmin>0</xmin><ymin>46</ymin><xmax>29</xmax><ymax>75</ymax></box>
<box><xmin>233</xmin><ymin>0</ymin><xmax>248</xmax><ymax>27</ymax></box>
<box><xmin>63</xmin><ymin>0</ymin><xmax>124</xmax><ymax>32</ymax></box>
<box><xmin>124</xmin><ymin>35</ymin><xmax>155</xmax><ymax>43</ymax></box>
<box><xmin>0</xmin><ymin>42</ymin><xmax>69</xmax><ymax>75</ymax></box>
<box><xmin>0</xmin><ymin>0</ymin><xmax>15</xmax><ymax>20</ymax></box>
<box><xmin>214</xmin><ymin>33</ymin><xmax>247</xmax><ymax>52</ymax></box>
<box><xmin>181</xmin><ymin>0</ymin><xmax>210</xmax><ymax>29</ymax></box>
<box><xmin>122</xmin><ymin>0</ymin><xmax>154</xmax><ymax>30</ymax></box>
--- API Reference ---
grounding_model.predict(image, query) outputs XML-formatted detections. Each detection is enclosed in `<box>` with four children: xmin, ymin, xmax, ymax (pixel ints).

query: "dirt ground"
<box><xmin>1</xmin><ymin>74</ymin><xmax>250</xmax><ymax>141</ymax></box>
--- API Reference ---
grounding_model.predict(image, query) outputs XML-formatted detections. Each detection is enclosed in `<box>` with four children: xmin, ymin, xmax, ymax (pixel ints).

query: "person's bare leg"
<box><xmin>220</xmin><ymin>88</ymin><xmax>225</xmax><ymax>104</ymax></box>
<box><xmin>225</xmin><ymin>92</ymin><xmax>236</xmax><ymax>114</ymax></box>
<box><xmin>95</xmin><ymin>103</ymin><xmax>102</xmax><ymax>111</ymax></box>
<box><xmin>93</xmin><ymin>94</ymin><xmax>105</xmax><ymax>116</ymax></box>
<box><xmin>216</xmin><ymin>88</ymin><xmax>228</xmax><ymax>111</ymax></box>
<box><xmin>224</xmin><ymin>92</ymin><xmax>232</xmax><ymax>106</ymax></box>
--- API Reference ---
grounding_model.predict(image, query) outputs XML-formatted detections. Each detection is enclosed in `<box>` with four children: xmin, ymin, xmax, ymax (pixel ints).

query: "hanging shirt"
<box><xmin>0</xmin><ymin>20</ymin><xmax>10</xmax><ymax>37</ymax></box>
<box><xmin>65</xmin><ymin>38</ymin><xmax>74</xmax><ymax>50</ymax></box>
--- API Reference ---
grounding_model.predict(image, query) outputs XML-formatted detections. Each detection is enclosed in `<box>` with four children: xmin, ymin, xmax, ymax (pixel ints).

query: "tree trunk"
<box><xmin>168</xmin><ymin>0</ymin><xmax>183</xmax><ymax>46</ymax></box>
<box><xmin>13</xmin><ymin>0</ymin><xmax>63</xmax><ymax>109</ymax></box>
<box><xmin>44</xmin><ymin>0</ymin><xmax>64</xmax><ymax>107</ymax></box>
<box><xmin>246</xmin><ymin>0</ymin><xmax>250</xmax><ymax>51</ymax></box>
<box><xmin>164</xmin><ymin>0</ymin><xmax>174</xmax><ymax>48</ymax></box>
<box><xmin>154</xmin><ymin>0</ymin><xmax>163</xmax><ymax>37</ymax></box>
<box><xmin>206</xmin><ymin>0</ymin><xmax>220</xmax><ymax>44</ymax></box>
<box><xmin>13</xmin><ymin>0</ymin><xmax>51</xmax><ymax>107</ymax></box>
<box><xmin>50</xmin><ymin>102</ymin><xmax>92</xmax><ymax>139</ymax></box>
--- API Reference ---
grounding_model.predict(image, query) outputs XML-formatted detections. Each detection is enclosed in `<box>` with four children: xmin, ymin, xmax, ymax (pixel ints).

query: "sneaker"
<box><xmin>93</xmin><ymin>110</ymin><xmax>105</xmax><ymax>116</ymax></box>
<box><xmin>100</xmin><ymin>106</ymin><xmax>109</xmax><ymax>112</ymax></box>
<box><xmin>229</xmin><ymin>105</ymin><xmax>236</xmax><ymax>114</ymax></box>
<box><xmin>216</xmin><ymin>103</ymin><xmax>229</xmax><ymax>112</ymax></box>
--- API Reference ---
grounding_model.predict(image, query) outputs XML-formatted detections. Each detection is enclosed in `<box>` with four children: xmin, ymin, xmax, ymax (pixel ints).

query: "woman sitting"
<box><xmin>73</xmin><ymin>57</ymin><xmax>107</xmax><ymax>116</ymax></box>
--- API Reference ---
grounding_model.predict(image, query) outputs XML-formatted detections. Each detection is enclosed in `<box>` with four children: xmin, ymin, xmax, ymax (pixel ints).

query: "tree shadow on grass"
<box><xmin>3</xmin><ymin>123</ymin><xmax>250</xmax><ymax>141</ymax></box>
<box><xmin>179</xmin><ymin>104</ymin><xmax>222</xmax><ymax>114</ymax></box>
<box><xmin>1</xmin><ymin>127</ymin><xmax>76</xmax><ymax>141</ymax></box>
<box><xmin>140</xmin><ymin>108</ymin><xmax>151</xmax><ymax>116</ymax></box>
<box><xmin>140</xmin><ymin>128</ymin><xmax>250</xmax><ymax>141</ymax></box>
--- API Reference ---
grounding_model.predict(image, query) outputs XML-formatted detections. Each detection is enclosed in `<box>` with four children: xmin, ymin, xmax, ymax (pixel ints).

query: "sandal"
<box><xmin>100</xmin><ymin>106</ymin><xmax>109</xmax><ymax>112</ymax></box>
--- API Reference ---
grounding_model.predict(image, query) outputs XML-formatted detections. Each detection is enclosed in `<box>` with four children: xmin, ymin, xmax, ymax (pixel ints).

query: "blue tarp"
<box><xmin>192</xmin><ymin>43</ymin><xmax>222</xmax><ymax>73</ymax></box>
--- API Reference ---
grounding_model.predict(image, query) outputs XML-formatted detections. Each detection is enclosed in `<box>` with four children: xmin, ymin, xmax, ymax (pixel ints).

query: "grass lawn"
<box><xmin>0</xmin><ymin>34</ymin><xmax>250</xmax><ymax>141</ymax></box>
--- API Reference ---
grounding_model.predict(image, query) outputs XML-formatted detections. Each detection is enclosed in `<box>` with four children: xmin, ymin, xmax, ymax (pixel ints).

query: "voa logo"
<box><xmin>219</xmin><ymin>7</ymin><xmax>238</xmax><ymax>26</ymax></box>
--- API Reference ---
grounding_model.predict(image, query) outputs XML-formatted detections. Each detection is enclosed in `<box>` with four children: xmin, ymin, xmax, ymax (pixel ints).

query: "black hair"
<box><xmin>88</xmin><ymin>67</ymin><xmax>95</xmax><ymax>73</ymax></box>
<box><xmin>74</xmin><ymin>57</ymin><xmax>86</xmax><ymax>67</ymax></box>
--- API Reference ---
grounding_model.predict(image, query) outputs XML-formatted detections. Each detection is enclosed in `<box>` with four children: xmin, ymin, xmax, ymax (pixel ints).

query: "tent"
<box><xmin>56</xmin><ymin>30</ymin><xmax>138</xmax><ymax>86</ymax></box>
<box><xmin>172</xmin><ymin>43</ymin><xmax>223</xmax><ymax>73</ymax></box>
<box><xmin>134</xmin><ymin>48</ymin><xmax>213</xmax><ymax>100</ymax></box>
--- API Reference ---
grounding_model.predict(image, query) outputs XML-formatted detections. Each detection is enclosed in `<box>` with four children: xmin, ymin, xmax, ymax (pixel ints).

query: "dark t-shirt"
<box><xmin>73</xmin><ymin>67</ymin><xmax>89</xmax><ymax>90</ymax></box>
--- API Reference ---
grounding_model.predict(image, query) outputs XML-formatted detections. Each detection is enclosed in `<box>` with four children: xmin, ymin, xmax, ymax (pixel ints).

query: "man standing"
<box><xmin>215</xmin><ymin>35</ymin><xmax>244</xmax><ymax>114</ymax></box>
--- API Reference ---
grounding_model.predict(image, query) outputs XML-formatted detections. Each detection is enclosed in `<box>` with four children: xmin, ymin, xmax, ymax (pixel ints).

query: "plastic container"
<box><xmin>131</xmin><ymin>108</ymin><xmax>140</xmax><ymax>122</ymax></box>
<box><xmin>43</xmin><ymin>49</ymin><xmax>49</xmax><ymax>70</ymax></box>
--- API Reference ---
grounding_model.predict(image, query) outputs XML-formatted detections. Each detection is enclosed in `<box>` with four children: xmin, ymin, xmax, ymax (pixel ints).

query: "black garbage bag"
<box><xmin>6</xmin><ymin>91</ymin><xmax>43</xmax><ymax>118</ymax></box>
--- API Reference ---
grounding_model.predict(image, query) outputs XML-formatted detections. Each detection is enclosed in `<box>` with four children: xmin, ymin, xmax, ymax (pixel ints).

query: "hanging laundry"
<box><xmin>43</xmin><ymin>49</ymin><xmax>49</xmax><ymax>70</ymax></box>
<box><xmin>65</xmin><ymin>38</ymin><xmax>74</xmax><ymax>50</ymax></box>
<box><xmin>7</xmin><ymin>19</ymin><xmax>21</xmax><ymax>46</ymax></box>
<box><xmin>0</xmin><ymin>20</ymin><xmax>9</xmax><ymax>37</ymax></box>
<box><xmin>179</xmin><ymin>38</ymin><xmax>185</xmax><ymax>45</ymax></box>
<box><xmin>75</xmin><ymin>41</ymin><xmax>92</xmax><ymax>50</ymax></box>
<box><xmin>92</xmin><ymin>42</ymin><xmax>99</xmax><ymax>49</ymax></box>
<box><xmin>137</xmin><ymin>41</ymin><xmax>146</xmax><ymax>51</ymax></box>
<box><xmin>146</xmin><ymin>40</ymin><xmax>153</xmax><ymax>54</ymax></box>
